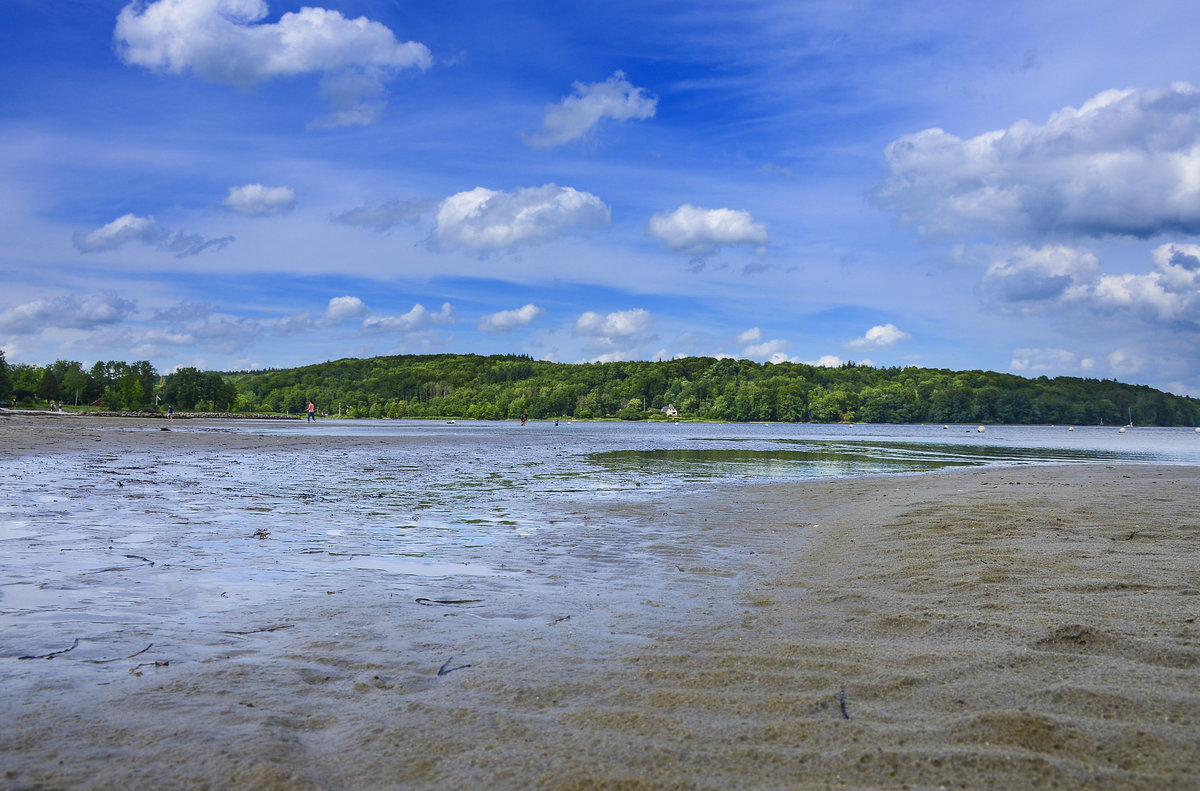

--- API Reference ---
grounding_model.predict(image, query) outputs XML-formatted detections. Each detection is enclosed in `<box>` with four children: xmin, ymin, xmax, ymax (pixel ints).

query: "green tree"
<box><xmin>59</xmin><ymin>363</ymin><xmax>88</xmax><ymax>406</ymax></box>
<box><xmin>11</xmin><ymin>364</ymin><xmax>40</xmax><ymax>405</ymax></box>
<box><xmin>0</xmin><ymin>350</ymin><xmax>11</xmax><ymax>405</ymax></box>
<box><xmin>37</xmin><ymin>368</ymin><xmax>60</xmax><ymax>402</ymax></box>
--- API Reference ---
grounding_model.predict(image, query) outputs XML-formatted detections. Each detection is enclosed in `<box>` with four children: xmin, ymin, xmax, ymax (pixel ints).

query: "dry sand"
<box><xmin>2</xmin><ymin>415</ymin><xmax>1198</xmax><ymax>789</ymax></box>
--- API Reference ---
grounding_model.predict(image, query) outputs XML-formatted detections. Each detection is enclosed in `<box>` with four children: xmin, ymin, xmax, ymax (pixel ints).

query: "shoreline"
<box><xmin>1</xmin><ymin>422</ymin><xmax>1197</xmax><ymax>788</ymax></box>
<box><xmin>6</xmin><ymin>408</ymin><xmax>1200</xmax><ymax>429</ymax></box>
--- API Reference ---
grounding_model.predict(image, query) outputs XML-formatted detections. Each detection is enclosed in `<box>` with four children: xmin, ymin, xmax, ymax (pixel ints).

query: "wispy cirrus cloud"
<box><xmin>335</xmin><ymin>198</ymin><xmax>435</xmax><ymax>231</ymax></box>
<box><xmin>72</xmin><ymin>214</ymin><xmax>232</xmax><ymax>257</ymax></box>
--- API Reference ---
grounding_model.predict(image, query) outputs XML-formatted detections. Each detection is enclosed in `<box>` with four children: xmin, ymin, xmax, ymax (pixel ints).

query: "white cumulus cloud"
<box><xmin>978</xmin><ymin>243</ymin><xmax>1200</xmax><ymax>326</ymax></box>
<box><xmin>736</xmin><ymin>327</ymin><xmax>762</xmax><ymax>344</ymax></box>
<box><xmin>360</xmin><ymin>302</ymin><xmax>454</xmax><ymax>333</ymax></box>
<box><xmin>477</xmin><ymin>304</ymin><xmax>544</xmax><ymax>333</ymax></box>
<box><xmin>526</xmin><ymin>70</ymin><xmax>657</xmax><ymax>148</ymax></box>
<box><xmin>876</xmin><ymin>83</ymin><xmax>1200</xmax><ymax>240</ymax></box>
<box><xmin>114</xmin><ymin>0</ymin><xmax>431</xmax><ymax>126</ymax></box>
<box><xmin>844</xmin><ymin>323</ymin><xmax>912</xmax><ymax>352</ymax></box>
<box><xmin>648</xmin><ymin>204</ymin><xmax>768</xmax><ymax>255</ymax></box>
<box><xmin>320</xmin><ymin>296</ymin><xmax>368</xmax><ymax>325</ymax></box>
<box><xmin>223</xmin><ymin>184</ymin><xmax>295</xmax><ymax>216</ymax></box>
<box><xmin>981</xmin><ymin>245</ymin><xmax>1101</xmax><ymax>305</ymax></box>
<box><xmin>432</xmin><ymin>184</ymin><xmax>610</xmax><ymax>252</ymax></box>
<box><xmin>574</xmin><ymin>309</ymin><xmax>651</xmax><ymax>338</ymax></box>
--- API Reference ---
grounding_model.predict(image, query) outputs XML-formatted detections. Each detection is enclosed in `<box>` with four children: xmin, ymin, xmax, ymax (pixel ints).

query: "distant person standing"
<box><xmin>167</xmin><ymin>404</ymin><xmax>173</xmax><ymax>421</ymax></box>
<box><xmin>307</xmin><ymin>401</ymin><xmax>316</xmax><ymax>423</ymax></box>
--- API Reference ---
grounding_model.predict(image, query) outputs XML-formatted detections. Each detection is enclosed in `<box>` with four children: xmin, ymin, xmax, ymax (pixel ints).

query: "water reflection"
<box><xmin>587</xmin><ymin>440</ymin><xmax>1133</xmax><ymax>481</ymax></box>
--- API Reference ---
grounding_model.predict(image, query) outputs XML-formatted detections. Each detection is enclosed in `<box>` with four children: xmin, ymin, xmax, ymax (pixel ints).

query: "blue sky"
<box><xmin>4</xmin><ymin>1</ymin><xmax>1200</xmax><ymax>395</ymax></box>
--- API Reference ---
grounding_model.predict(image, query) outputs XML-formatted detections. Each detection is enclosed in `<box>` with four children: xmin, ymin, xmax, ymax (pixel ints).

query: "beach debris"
<box><xmin>838</xmin><ymin>688</ymin><xmax>850</xmax><ymax>719</ymax></box>
<box><xmin>253</xmin><ymin>528</ymin><xmax>271</xmax><ymax>539</ymax></box>
<box><xmin>88</xmin><ymin>554</ymin><xmax>156</xmax><ymax>574</ymax></box>
<box><xmin>19</xmin><ymin>638</ymin><xmax>80</xmax><ymax>660</ymax></box>
<box><xmin>84</xmin><ymin>643</ymin><xmax>155</xmax><ymax>664</ymax></box>
<box><xmin>222</xmin><ymin>623</ymin><xmax>295</xmax><ymax>635</ymax></box>
<box><xmin>130</xmin><ymin>661</ymin><xmax>169</xmax><ymax>676</ymax></box>
<box><xmin>1113</xmin><ymin>530</ymin><xmax>1141</xmax><ymax>541</ymax></box>
<box><xmin>437</xmin><ymin>656</ymin><xmax>471</xmax><ymax>676</ymax></box>
<box><xmin>416</xmin><ymin>597</ymin><xmax>483</xmax><ymax>606</ymax></box>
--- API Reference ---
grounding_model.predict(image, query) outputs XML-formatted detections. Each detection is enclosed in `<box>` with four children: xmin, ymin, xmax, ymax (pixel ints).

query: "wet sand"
<box><xmin>2</xmin><ymin>416</ymin><xmax>1199</xmax><ymax>789</ymax></box>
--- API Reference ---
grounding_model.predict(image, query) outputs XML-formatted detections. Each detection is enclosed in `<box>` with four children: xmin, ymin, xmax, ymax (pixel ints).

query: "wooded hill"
<box><xmin>218</xmin><ymin>353</ymin><xmax>1200</xmax><ymax>426</ymax></box>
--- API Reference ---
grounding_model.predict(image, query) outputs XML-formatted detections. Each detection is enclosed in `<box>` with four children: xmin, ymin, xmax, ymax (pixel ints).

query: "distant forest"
<box><xmin>222</xmin><ymin>353</ymin><xmax>1200</xmax><ymax>426</ymax></box>
<box><xmin>4</xmin><ymin>350</ymin><xmax>1198</xmax><ymax>426</ymax></box>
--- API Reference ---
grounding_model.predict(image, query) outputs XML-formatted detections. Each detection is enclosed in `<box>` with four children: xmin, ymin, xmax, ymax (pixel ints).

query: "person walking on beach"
<box><xmin>307</xmin><ymin>400</ymin><xmax>316</xmax><ymax>423</ymax></box>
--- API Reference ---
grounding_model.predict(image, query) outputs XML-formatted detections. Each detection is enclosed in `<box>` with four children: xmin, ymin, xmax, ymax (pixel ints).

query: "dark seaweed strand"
<box><xmin>19</xmin><ymin>638</ymin><xmax>80</xmax><ymax>660</ymax></box>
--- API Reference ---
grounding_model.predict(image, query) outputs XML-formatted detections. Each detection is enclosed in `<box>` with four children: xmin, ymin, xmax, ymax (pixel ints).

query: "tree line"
<box><xmin>4</xmin><ymin>350</ymin><xmax>1198</xmax><ymax>426</ymax></box>
<box><xmin>223</xmin><ymin>353</ymin><xmax>1200</xmax><ymax>426</ymax></box>
<box><xmin>1</xmin><ymin>352</ymin><xmax>235</xmax><ymax>412</ymax></box>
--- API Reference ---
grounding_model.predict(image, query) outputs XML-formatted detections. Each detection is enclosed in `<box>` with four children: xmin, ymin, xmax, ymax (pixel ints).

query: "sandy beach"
<box><xmin>1</xmin><ymin>416</ymin><xmax>1198</xmax><ymax>789</ymax></box>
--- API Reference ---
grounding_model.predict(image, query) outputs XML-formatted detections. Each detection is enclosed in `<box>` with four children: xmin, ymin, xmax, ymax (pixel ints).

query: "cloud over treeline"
<box><xmin>982</xmin><ymin>243</ymin><xmax>1200</xmax><ymax>327</ymax></box>
<box><xmin>0</xmin><ymin>293</ymin><xmax>137</xmax><ymax>334</ymax></box>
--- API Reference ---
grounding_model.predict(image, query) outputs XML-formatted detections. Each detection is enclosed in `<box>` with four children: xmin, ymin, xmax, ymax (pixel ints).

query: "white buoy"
<box><xmin>942</xmin><ymin>425</ymin><xmax>948</xmax><ymax>430</ymax></box>
<box><xmin>1068</xmin><ymin>426</ymin><xmax>1074</xmax><ymax>431</ymax></box>
<box><xmin>976</xmin><ymin>425</ymin><xmax>986</xmax><ymax>433</ymax></box>
<box><xmin>1194</xmin><ymin>427</ymin><xmax>1199</xmax><ymax>433</ymax></box>
<box><xmin>1119</xmin><ymin>427</ymin><xmax>1127</xmax><ymax>433</ymax></box>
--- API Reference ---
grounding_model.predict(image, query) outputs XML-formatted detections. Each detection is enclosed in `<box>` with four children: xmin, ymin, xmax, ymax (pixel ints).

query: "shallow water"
<box><xmin>2</xmin><ymin>419</ymin><xmax>1197</xmax><ymax>676</ymax></box>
